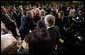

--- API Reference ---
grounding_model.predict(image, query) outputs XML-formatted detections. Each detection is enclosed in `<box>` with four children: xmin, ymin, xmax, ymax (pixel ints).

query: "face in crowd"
<box><xmin>1</xmin><ymin>7</ymin><xmax>7</xmax><ymax>14</ymax></box>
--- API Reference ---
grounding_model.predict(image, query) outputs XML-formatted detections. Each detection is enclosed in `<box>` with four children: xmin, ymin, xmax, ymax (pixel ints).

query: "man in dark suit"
<box><xmin>44</xmin><ymin>14</ymin><xmax>62</xmax><ymax>46</ymax></box>
<box><xmin>19</xmin><ymin>14</ymin><xmax>26</xmax><ymax>40</ymax></box>
<box><xmin>17</xmin><ymin>6</ymin><xmax>24</xmax><ymax>29</ymax></box>
<box><xmin>1</xmin><ymin>7</ymin><xmax>19</xmax><ymax>38</ymax></box>
<box><xmin>11</xmin><ymin>6</ymin><xmax>18</xmax><ymax>23</ymax></box>
<box><xmin>44</xmin><ymin>14</ymin><xmax>64</xmax><ymax>54</ymax></box>
<box><xmin>75</xmin><ymin>9</ymin><xmax>84</xmax><ymax>22</ymax></box>
<box><xmin>37</xmin><ymin>9</ymin><xmax>46</xmax><ymax>29</ymax></box>
<box><xmin>55</xmin><ymin>11</ymin><xmax>68</xmax><ymax>35</ymax></box>
<box><xmin>19</xmin><ymin>10</ymin><xmax>36</xmax><ymax>40</ymax></box>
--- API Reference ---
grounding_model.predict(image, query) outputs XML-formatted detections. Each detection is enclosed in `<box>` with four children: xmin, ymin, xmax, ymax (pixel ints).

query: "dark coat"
<box><xmin>37</xmin><ymin>18</ymin><xmax>46</xmax><ymax>29</ymax></box>
<box><xmin>47</xmin><ymin>26</ymin><xmax>61</xmax><ymax>45</ymax></box>
<box><xmin>1</xmin><ymin>13</ymin><xmax>16</xmax><ymax>29</ymax></box>
<box><xmin>19</xmin><ymin>16</ymin><xmax>36</xmax><ymax>40</ymax></box>
<box><xmin>11</xmin><ymin>11</ymin><xmax>18</xmax><ymax>21</ymax></box>
<box><xmin>1</xmin><ymin>13</ymin><xmax>18</xmax><ymax>37</ymax></box>
<box><xmin>17</xmin><ymin>13</ymin><xmax>24</xmax><ymax>28</ymax></box>
<box><xmin>55</xmin><ymin>17</ymin><xmax>68</xmax><ymax>34</ymax></box>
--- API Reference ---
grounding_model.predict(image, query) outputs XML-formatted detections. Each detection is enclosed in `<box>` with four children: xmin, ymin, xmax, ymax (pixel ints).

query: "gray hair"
<box><xmin>26</xmin><ymin>10</ymin><xmax>32</xmax><ymax>18</ymax></box>
<box><xmin>44</xmin><ymin>14</ymin><xmax>55</xmax><ymax>27</ymax></box>
<box><xmin>39</xmin><ymin>9</ymin><xmax>46</xmax><ymax>16</ymax></box>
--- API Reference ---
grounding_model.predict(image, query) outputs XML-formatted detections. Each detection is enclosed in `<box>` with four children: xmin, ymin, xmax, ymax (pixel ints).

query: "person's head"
<box><xmin>50</xmin><ymin>10</ymin><xmax>56</xmax><ymax>16</ymax></box>
<box><xmin>19</xmin><ymin>6</ymin><xmax>23</xmax><ymax>13</ymax></box>
<box><xmin>33</xmin><ymin>5</ymin><xmax>36</xmax><ymax>10</ymax></box>
<box><xmin>19</xmin><ymin>5</ymin><xmax>23</xmax><ymax>8</ymax></box>
<box><xmin>78</xmin><ymin>9</ymin><xmax>83</xmax><ymax>14</ymax></box>
<box><xmin>27</xmin><ymin>28</ymin><xmax>55</xmax><ymax>54</ymax></box>
<box><xmin>12</xmin><ymin>6</ymin><xmax>16</xmax><ymax>11</ymax></box>
<box><xmin>44</xmin><ymin>15</ymin><xmax>55</xmax><ymax>28</ymax></box>
<box><xmin>26</xmin><ymin>10</ymin><xmax>34</xmax><ymax>19</ymax></box>
<box><xmin>39</xmin><ymin>9</ymin><xmax>46</xmax><ymax>17</ymax></box>
<box><xmin>1</xmin><ymin>34</ymin><xmax>17</xmax><ymax>54</ymax></box>
<box><xmin>1</xmin><ymin>6</ymin><xmax>7</xmax><ymax>14</ymax></box>
<box><xmin>7</xmin><ymin>8</ymin><xmax>10</xmax><ymax>13</ymax></box>
<box><xmin>58</xmin><ymin>11</ymin><xmax>64</xmax><ymax>19</ymax></box>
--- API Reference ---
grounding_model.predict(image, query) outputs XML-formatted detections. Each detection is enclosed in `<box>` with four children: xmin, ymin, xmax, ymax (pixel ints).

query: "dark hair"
<box><xmin>50</xmin><ymin>10</ymin><xmax>56</xmax><ymax>16</ymax></box>
<box><xmin>78</xmin><ymin>8</ymin><xmax>83</xmax><ymax>11</ymax></box>
<box><xmin>27</xmin><ymin>28</ymin><xmax>55</xmax><ymax>54</ymax></box>
<box><xmin>59</xmin><ymin>11</ymin><xmax>64</xmax><ymax>15</ymax></box>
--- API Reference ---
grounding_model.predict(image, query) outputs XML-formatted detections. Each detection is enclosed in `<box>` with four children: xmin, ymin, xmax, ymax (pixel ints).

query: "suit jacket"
<box><xmin>55</xmin><ymin>17</ymin><xmax>68</xmax><ymax>34</ymax></box>
<box><xmin>37</xmin><ymin>18</ymin><xmax>46</xmax><ymax>29</ymax></box>
<box><xmin>75</xmin><ymin>13</ymin><xmax>84</xmax><ymax>21</ymax></box>
<box><xmin>17</xmin><ymin>13</ymin><xmax>23</xmax><ymax>28</ymax></box>
<box><xmin>34</xmin><ymin>14</ymin><xmax>41</xmax><ymax>23</ymax></box>
<box><xmin>11</xmin><ymin>11</ymin><xmax>18</xmax><ymax>21</ymax></box>
<box><xmin>24</xmin><ymin>17</ymin><xmax>36</xmax><ymax>31</ymax></box>
<box><xmin>47</xmin><ymin>26</ymin><xmax>61</xmax><ymax>45</ymax></box>
<box><xmin>19</xmin><ymin>15</ymin><xmax>26</xmax><ymax>30</ymax></box>
<box><xmin>19</xmin><ymin>16</ymin><xmax>36</xmax><ymax>33</ymax></box>
<box><xmin>1</xmin><ymin>13</ymin><xmax>16</xmax><ymax>29</ymax></box>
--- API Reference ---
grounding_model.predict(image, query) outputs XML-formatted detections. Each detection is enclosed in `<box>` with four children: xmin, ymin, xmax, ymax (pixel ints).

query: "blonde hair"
<box><xmin>35</xmin><ymin>8</ymin><xmax>40</xmax><ymax>14</ymax></box>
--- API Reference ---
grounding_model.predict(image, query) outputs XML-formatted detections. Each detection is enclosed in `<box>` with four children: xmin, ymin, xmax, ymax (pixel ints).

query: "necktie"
<box><xmin>5</xmin><ymin>14</ymin><xmax>11</xmax><ymax>21</ymax></box>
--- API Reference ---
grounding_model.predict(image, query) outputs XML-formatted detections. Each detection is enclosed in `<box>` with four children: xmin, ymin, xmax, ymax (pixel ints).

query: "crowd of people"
<box><xmin>1</xmin><ymin>2</ymin><xmax>84</xmax><ymax>54</ymax></box>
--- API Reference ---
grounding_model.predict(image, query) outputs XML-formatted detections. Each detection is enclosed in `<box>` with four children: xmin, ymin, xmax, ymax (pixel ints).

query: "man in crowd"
<box><xmin>19</xmin><ymin>10</ymin><xmax>36</xmax><ymax>40</ymax></box>
<box><xmin>75</xmin><ymin>9</ymin><xmax>84</xmax><ymax>21</ymax></box>
<box><xmin>17</xmin><ymin>6</ymin><xmax>25</xmax><ymax>29</ymax></box>
<box><xmin>37</xmin><ymin>9</ymin><xmax>46</xmax><ymax>29</ymax></box>
<box><xmin>1</xmin><ymin>7</ymin><xmax>19</xmax><ymax>39</ymax></box>
<box><xmin>55</xmin><ymin>11</ymin><xmax>68</xmax><ymax>35</ymax></box>
<box><xmin>44</xmin><ymin>14</ymin><xmax>62</xmax><ymax>47</ymax></box>
<box><xmin>11</xmin><ymin>6</ymin><xmax>18</xmax><ymax>24</ymax></box>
